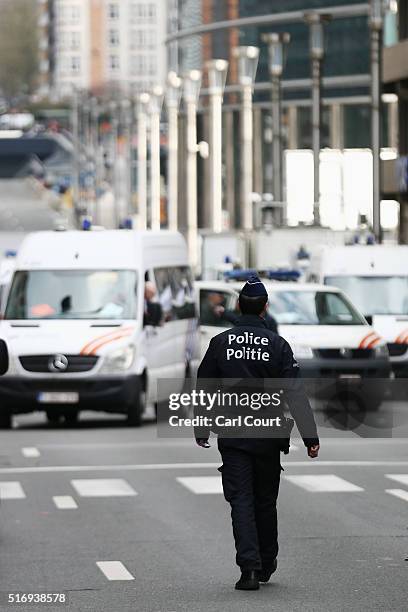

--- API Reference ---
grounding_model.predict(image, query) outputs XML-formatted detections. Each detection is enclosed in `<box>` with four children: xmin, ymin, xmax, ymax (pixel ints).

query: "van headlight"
<box><xmin>293</xmin><ymin>345</ymin><xmax>314</xmax><ymax>359</ymax></box>
<box><xmin>101</xmin><ymin>345</ymin><xmax>135</xmax><ymax>372</ymax></box>
<box><xmin>374</xmin><ymin>343</ymin><xmax>389</xmax><ymax>359</ymax></box>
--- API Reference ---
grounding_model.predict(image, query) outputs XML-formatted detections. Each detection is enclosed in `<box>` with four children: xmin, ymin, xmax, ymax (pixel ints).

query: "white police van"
<box><xmin>0</xmin><ymin>230</ymin><xmax>198</xmax><ymax>428</ymax></box>
<box><xmin>197</xmin><ymin>270</ymin><xmax>390</xmax><ymax>410</ymax></box>
<box><xmin>308</xmin><ymin>245</ymin><xmax>408</xmax><ymax>378</ymax></box>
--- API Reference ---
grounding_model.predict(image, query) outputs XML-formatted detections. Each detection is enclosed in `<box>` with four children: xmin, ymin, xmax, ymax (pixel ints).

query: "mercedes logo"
<box><xmin>48</xmin><ymin>354</ymin><xmax>69</xmax><ymax>373</ymax></box>
<box><xmin>339</xmin><ymin>347</ymin><xmax>352</xmax><ymax>359</ymax></box>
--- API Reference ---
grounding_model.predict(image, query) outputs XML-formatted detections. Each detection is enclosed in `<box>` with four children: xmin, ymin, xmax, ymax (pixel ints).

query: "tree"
<box><xmin>0</xmin><ymin>0</ymin><xmax>39</xmax><ymax>102</ymax></box>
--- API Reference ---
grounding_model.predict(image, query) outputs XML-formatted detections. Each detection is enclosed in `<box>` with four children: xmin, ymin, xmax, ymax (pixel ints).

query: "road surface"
<box><xmin>0</xmin><ymin>409</ymin><xmax>406</xmax><ymax>612</ymax></box>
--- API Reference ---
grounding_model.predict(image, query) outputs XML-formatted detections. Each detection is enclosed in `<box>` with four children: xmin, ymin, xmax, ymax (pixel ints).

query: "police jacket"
<box><xmin>222</xmin><ymin>309</ymin><xmax>279</xmax><ymax>334</ymax></box>
<box><xmin>196</xmin><ymin>314</ymin><xmax>319</xmax><ymax>449</ymax></box>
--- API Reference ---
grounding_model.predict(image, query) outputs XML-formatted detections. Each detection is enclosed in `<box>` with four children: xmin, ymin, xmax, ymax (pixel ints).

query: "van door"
<box><xmin>144</xmin><ymin>267</ymin><xmax>196</xmax><ymax>403</ymax></box>
<box><xmin>198</xmin><ymin>288</ymin><xmax>237</xmax><ymax>359</ymax></box>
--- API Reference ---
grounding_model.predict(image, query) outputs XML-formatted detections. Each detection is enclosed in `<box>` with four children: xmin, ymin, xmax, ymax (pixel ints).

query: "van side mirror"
<box><xmin>365</xmin><ymin>315</ymin><xmax>373</xmax><ymax>325</ymax></box>
<box><xmin>0</xmin><ymin>339</ymin><xmax>9</xmax><ymax>375</ymax></box>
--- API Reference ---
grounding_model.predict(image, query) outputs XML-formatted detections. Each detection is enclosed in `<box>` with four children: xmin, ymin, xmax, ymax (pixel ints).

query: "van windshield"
<box><xmin>268</xmin><ymin>290</ymin><xmax>365</xmax><ymax>325</ymax></box>
<box><xmin>326</xmin><ymin>276</ymin><xmax>408</xmax><ymax>316</ymax></box>
<box><xmin>5</xmin><ymin>270</ymin><xmax>137</xmax><ymax>320</ymax></box>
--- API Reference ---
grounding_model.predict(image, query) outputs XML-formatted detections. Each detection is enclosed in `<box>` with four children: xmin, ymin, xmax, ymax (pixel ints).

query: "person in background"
<box><xmin>143</xmin><ymin>281</ymin><xmax>163</xmax><ymax>327</ymax></box>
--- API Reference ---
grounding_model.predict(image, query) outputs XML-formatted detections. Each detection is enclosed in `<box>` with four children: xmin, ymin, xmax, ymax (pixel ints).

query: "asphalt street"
<box><xmin>0</xmin><ymin>179</ymin><xmax>72</xmax><ymax>232</ymax></box>
<box><xmin>0</xmin><ymin>407</ymin><xmax>407</xmax><ymax>612</ymax></box>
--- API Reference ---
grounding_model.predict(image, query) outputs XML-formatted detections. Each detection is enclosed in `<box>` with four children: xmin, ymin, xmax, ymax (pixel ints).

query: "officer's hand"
<box><xmin>196</xmin><ymin>438</ymin><xmax>211</xmax><ymax>448</ymax></box>
<box><xmin>307</xmin><ymin>444</ymin><xmax>319</xmax><ymax>458</ymax></box>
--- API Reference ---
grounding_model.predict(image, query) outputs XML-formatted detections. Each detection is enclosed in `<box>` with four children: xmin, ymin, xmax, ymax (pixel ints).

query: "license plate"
<box><xmin>37</xmin><ymin>392</ymin><xmax>79</xmax><ymax>404</ymax></box>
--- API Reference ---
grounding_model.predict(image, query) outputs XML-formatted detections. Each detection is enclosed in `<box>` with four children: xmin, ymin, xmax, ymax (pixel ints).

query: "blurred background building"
<box><xmin>168</xmin><ymin>0</ymin><xmax>401</xmax><ymax>233</ymax></box>
<box><xmin>38</xmin><ymin>0</ymin><xmax>167</xmax><ymax>98</ymax></box>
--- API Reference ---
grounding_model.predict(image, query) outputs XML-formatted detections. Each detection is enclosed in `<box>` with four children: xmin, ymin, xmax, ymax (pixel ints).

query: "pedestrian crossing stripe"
<box><xmin>177</xmin><ymin>476</ymin><xmax>223</xmax><ymax>494</ymax></box>
<box><xmin>53</xmin><ymin>495</ymin><xmax>78</xmax><ymax>509</ymax></box>
<box><xmin>386</xmin><ymin>489</ymin><xmax>408</xmax><ymax>503</ymax></box>
<box><xmin>0</xmin><ymin>481</ymin><xmax>26</xmax><ymax>499</ymax></box>
<box><xmin>96</xmin><ymin>561</ymin><xmax>135</xmax><ymax>581</ymax></box>
<box><xmin>284</xmin><ymin>475</ymin><xmax>364</xmax><ymax>492</ymax></box>
<box><xmin>385</xmin><ymin>474</ymin><xmax>408</xmax><ymax>486</ymax></box>
<box><xmin>71</xmin><ymin>479</ymin><xmax>137</xmax><ymax>497</ymax></box>
<box><xmin>22</xmin><ymin>447</ymin><xmax>40</xmax><ymax>458</ymax></box>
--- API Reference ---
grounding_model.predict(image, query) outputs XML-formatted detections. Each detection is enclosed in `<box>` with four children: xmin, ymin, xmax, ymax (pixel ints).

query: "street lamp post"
<box><xmin>148</xmin><ymin>86</ymin><xmax>164</xmax><ymax>231</ymax></box>
<box><xmin>369</xmin><ymin>0</ymin><xmax>384</xmax><ymax>242</ymax></box>
<box><xmin>71</xmin><ymin>88</ymin><xmax>81</xmax><ymax>216</ymax></box>
<box><xmin>233</xmin><ymin>46</ymin><xmax>259</xmax><ymax>231</ymax></box>
<box><xmin>183</xmin><ymin>69</ymin><xmax>202</xmax><ymax>268</ymax></box>
<box><xmin>137</xmin><ymin>93</ymin><xmax>150</xmax><ymax>230</ymax></box>
<box><xmin>90</xmin><ymin>97</ymin><xmax>100</xmax><ymax>223</ymax></box>
<box><xmin>121</xmin><ymin>98</ymin><xmax>132</xmax><ymax>220</ymax></box>
<box><xmin>262</xmin><ymin>33</ymin><xmax>290</xmax><ymax>225</ymax></box>
<box><xmin>206</xmin><ymin>59</ymin><xmax>229</xmax><ymax>233</ymax></box>
<box><xmin>109</xmin><ymin>100</ymin><xmax>120</xmax><ymax>227</ymax></box>
<box><xmin>304</xmin><ymin>12</ymin><xmax>331</xmax><ymax>226</ymax></box>
<box><xmin>166</xmin><ymin>72</ymin><xmax>182</xmax><ymax>232</ymax></box>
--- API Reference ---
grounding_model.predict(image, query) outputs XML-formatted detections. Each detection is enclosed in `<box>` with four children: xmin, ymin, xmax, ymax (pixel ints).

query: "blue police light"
<box><xmin>123</xmin><ymin>218</ymin><xmax>133</xmax><ymax>230</ymax></box>
<box><xmin>264</xmin><ymin>269</ymin><xmax>301</xmax><ymax>281</ymax></box>
<box><xmin>224</xmin><ymin>269</ymin><xmax>258</xmax><ymax>281</ymax></box>
<box><xmin>224</xmin><ymin>268</ymin><xmax>301</xmax><ymax>282</ymax></box>
<box><xmin>4</xmin><ymin>250</ymin><xmax>17</xmax><ymax>258</ymax></box>
<box><xmin>82</xmin><ymin>218</ymin><xmax>92</xmax><ymax>231</ymax></box>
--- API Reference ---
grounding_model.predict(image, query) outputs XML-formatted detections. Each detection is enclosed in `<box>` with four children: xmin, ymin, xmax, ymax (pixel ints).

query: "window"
<box><xmin>109</xmin><ymin>29</ymin><xmax>120</xmax><ymax>46</ymax></box>
<box><xmin>109</xmin><ymin>55</ymin><xmax>120</xmax><ymax>71</ymax></box>
<box><xmin>70</xmin><ymin>5</ymin><xmax>80</xmax><ymax>23</ymax></box>
<box><xmin>71</xmin><ymin>56</ymin><xmax>81</xmax><ymax>73</ymax></box>
<box><xmin>5</xmin><ymin>270</ymin><xmax>138</xmax><ymax>320</ymax></box>
<box><xmin>131</xmin><ymin>54</ymin><xmax>146</xmax><ymax>76</ymax></box>
<box><xmin>147</xmin><ymin>3</ymin><xmax>156</xmax><ymax>19</ymax></box>
<box><xmin>268</xmin><ymin>290</ymin><xmax>365</xmax><ymax>326</ymax></box>
<box><xmin>199</xmin><ymin>289</ymin><xmax>235</xmax><ymax>328</ymax></box>
<box><xmin>153</xmin><ymin>267</ymin><xmax>196</xmax><ymax>321</ymax></box>
<box><xmin>147</xmin><ymin>56</ymin><xmax>156</xmax><ymax>76</ymax></box>
<box><xmin>71</xmin><ymin>31</ymin><xmax>80</xmax><ymax>50</ymax></box>
<box><xmin>130</xmin><ymin>29</ymin><xmax>143</xmax><ymax>49</ymax></box>
<box><xmin>325</xmin><ymin>276</ymin><xmax>408</xmax><ymax>317</ymax></box>
<box><xmin>108</xmin><ymin>3</ymin><xmax>119</xmax><ymax>19</ymax></box>
<box><xmin>134</xmin><ymin>3</ymin><xmax>146</xmax><ymax>20</ymax></box>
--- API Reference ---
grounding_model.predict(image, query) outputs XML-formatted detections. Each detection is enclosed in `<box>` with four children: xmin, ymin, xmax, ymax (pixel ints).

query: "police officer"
<box><xmin>195</xmin><ymin>275</ymin><xmax>319</xmax><ymax>591</ymax></box>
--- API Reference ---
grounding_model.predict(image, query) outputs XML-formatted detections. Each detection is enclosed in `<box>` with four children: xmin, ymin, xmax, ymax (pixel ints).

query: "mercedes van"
<box><xmin>0</xmin><ymin>230</ymin><xmax>198</xmax><ymax>428</ymax></box>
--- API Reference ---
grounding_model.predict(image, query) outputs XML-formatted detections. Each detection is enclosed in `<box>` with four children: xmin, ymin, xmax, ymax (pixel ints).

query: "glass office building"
<box><xmin>168</xmin><ymin>1</ymin><xmax>398</xmax><ymax>229</ymax></box>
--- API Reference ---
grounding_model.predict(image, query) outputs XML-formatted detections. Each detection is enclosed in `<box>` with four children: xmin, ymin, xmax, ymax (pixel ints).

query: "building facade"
<box><xmin>383</xmin><ymin>0</ymin><xmax>408</xmax><ymax>241</ymax></box>
<box><xmin>167</xmin><ymin>0</ymin><xmax>400</xmax><ymax>231</ymax></box>
<box><xmin>41</xmin><ymin>0</ymin><xmax>167</xmax><ymax>98</ymax></box>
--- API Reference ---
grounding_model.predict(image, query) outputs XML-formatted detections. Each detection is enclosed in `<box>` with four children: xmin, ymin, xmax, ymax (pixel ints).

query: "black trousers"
<box><xmin>218</xmin><ymin>439</ymin><xmax>282</xmax><ymax>570</ymax></box>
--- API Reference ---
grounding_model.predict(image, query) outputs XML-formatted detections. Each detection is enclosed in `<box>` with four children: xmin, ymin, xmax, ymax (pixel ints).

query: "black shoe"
<box><xmin>235</xmin><ymin>570</ymin><xmax>260</xmax><ymax>591</ymax></box>
<box><xmin>258</xmin><ymin>558</ymin><xmax>278</xmax><ymax>583</ymax></box>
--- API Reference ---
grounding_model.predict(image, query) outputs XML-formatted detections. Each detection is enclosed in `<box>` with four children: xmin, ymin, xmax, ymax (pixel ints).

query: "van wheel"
<box><xmin>0</xmin><ymin>408</ymin><xmax>12</xmax><ymax>429</ymax></box>
<box><xmin>127</xmin><ymin>378</ymin><xmax>145</xmax><ymax>427</ymax></box>
<box><xmin>64</xmin><ymin>410</ymin><xmax>79</xmax><ymax>425</ymax></box>
<box><xmin>46</xmin><ymin>410</ymin><xmax>61</xmax><ymax>425</ymax></box>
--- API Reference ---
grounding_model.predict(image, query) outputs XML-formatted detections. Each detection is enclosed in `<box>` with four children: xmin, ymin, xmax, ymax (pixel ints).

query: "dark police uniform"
<box><xmin>196</xmin><ymin>312</ymin><xmax>319</xmax><ymax>574</ymax></box>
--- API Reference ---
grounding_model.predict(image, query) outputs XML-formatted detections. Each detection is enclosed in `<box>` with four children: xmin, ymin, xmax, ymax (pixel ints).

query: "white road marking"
<box><xmin>53</xmin><ymin>495</ymin><xmax>78</xmax><ymax>509</ymax></box>
<box><xmin>96</xmin><ymin>561</ymin><xmax>134</xmax><ymax>581</ymax></box>
<box><xmin>71</xmin><ymin>478</ymin><xmax>137</xmax><ymax>497</ymax></box>
<box><xmin>177</xmin><ymin>476</ymin><xmax>223</xmax><ymax>494</ymax></box>
<box><xmin>0</xmin><ymin>481</ymin><xmax>26</xmax><ymax>499</ymax></box>
<box><xmin>22</xmin><ymin>447</ymin><xmax>40</xmax><ymax>458</ymax></box>
<box><xmin>284</xmin><ymin>474</ymin><xmax>364</xmax><ymax>492</ymax></box>
<box><xmin>385</xmin><ymin>474</ymin><xmax>408</xmax><ymax>486</ymax></box>
<box><xmin>0</xmin><ymin>460</ymin><xmax>408</xmax><ymax>475</ymax></box>
<box><xmin>386</xmin><ymin>489</ymin><xmax>408</xmax><ymax>503</ymax></box>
